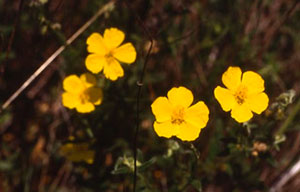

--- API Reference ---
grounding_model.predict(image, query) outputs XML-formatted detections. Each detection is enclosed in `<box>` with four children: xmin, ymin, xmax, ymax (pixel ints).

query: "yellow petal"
<box><xmin>60</xmin><ymin>143</ymin><xmax>95</xmax><ymax>164</ymax></box>
<box><xmin>103</xmin><ymin>58</ymin><xmax>124</xmax><ymax>81</ymax></box>
<box><xmin>231</xmin><ymin>104</ymin><xmax>253</xmax><ymax>123</ymax></box>
<box><xmin>222</xmin><ymin>66</ymin><xmax>242</xmax><ymax>91</ymax></box>
<box><xmin>167</xmin><ymin>87</ymin><xmax>193</xmax><ymax>108</ymax></box>
<box><xmin>85</xmin><ymin>54</ymin><xmax>106</xmax><ymax>74</ymax></box>
<box><xmin>214</xmin><ymin>86</ymin><xmax>236</xmax><ymax>111</ymax></box>
<box><xmin>113</xmin><ymin>43</ymin><xmax>136</xmax><ymax>64</ymax></box>
<box><xmin>83</xmin><ymin>150</ymin><xmax>95</xmax><ymax>164</ymax></box>
<box><xmin>76</xmin><ymin>102</ymin><xmax>95</xmax><ymax>113</ymax></box>
<box><xmin>103</xmin><ymin>28</ymin><xmax>125</xmax><ymax>49</ymax></box>
<box><xmin>185</xmin><ymin>101</ymin><xmax>209</xmax><ymax>128</ymax></box>
<box><xmin>241</xmin><ymin>71</ymin><xmax>265</xmax><ymax>95</ymax></box>
<box><xmin>67</xmin><ymin>150</ymin><xmax>95</xmax><ymax>163</ymax></box>
<box><xmin>86</xmin><ymin>33</ymin><xmax>107</xmax><ymax>55</ymax></box>
<box><xmin>151</xmin><ymin>97</ymin><xmax>172</xmax><ymax>122</ymax></box>
<box><xmin>85</xmin><ymin>87</ymin><xmax>103</xmax><ymax>105</ymax></box>
<box><xmin>176</xmin><ymin>122</ymin><xmax>201</xmax><ymax>141</ymax></box>
<box><xmin>94</xmin><ymin>100</ymin><xmax>101</xmax><ymax>105</ymax></box>
<box><xmin>85</xmin><ymin>156</ymin><xmax>94</xmax><ymax>164</ymax></box>
<box><xmin>59</xmin><ymin>143</ymin><xmax>74</xmax><ymax>156</ymax></box>
<box><xmin>62</xmin><ymin>92</ymin><xmax>80</xmax><ymax>109</ymax></box>
<box><xmin>247</xmin><ymin>92</ymin><xmax>269</xmax><ymax>114</ymax></box>
<box><xmin>63</xmin><ymin>75</ymin><xmax>84</xmax><ymax>93</ymax></box>
<box><xmin>153</xmin><ymin>121</ymin><xmax>175</xmax><ymax>138</ymax></box>
<box><xmin>80</xmin><ymin>73</ymin><xmax>97</xmax><ymax>88</ymax></box>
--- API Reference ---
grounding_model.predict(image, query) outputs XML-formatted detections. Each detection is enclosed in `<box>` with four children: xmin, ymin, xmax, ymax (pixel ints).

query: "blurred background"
<box><xmin>0</xmin><ymin>0</ymin><xmax>299</xmax><ymax>191</ymax></box>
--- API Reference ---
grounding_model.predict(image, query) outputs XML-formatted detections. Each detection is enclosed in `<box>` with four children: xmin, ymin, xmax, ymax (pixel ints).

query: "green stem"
<box><xmin>276</xmin><ymin>98</ymin><xmax>300</xmax><ymax>136</ymax></box>
<box><xmin>190</xmin><ymin>143</ymin><xmax>201</xmax><ymax>161</ymax></box>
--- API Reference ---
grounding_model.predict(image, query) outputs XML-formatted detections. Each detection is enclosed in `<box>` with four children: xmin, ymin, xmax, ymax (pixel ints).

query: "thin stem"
<box><xmin>3</xmin><ymin>0</ymin><xmax>25</xmax><ymax>75</ymax></box>
<box><xmin>133</xmin><ymin>37</ymin><xmax>153</xmax><ymax>192</ymax></box>
<box><xmin>190</xmin><ymin>143</ymin><xmax>201</xmax><ymax>161</ymax></box>
<box><xmin>275</xmin><ymin>98</ymin><xmax>300</xmax><ymax>136</ymax></box>
<box><xmin>123</xmin><ymin>1</ymin><xmax>154</xmax><ymax>190</ymax></box>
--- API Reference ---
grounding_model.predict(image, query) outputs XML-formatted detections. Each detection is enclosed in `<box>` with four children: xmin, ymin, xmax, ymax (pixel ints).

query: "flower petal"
<box><xmin>153</xmin><ymin>121</ymin><xmax>175</xmax><ymax>138</ymax></box>
<box><xmin>113</xmin><ymin>43</ymin><xmax>136</xmax><ymax>64</ymax></box>
<box><xmin>103</xmin><ymin>28</ymin><xmax>125</xmax><ymax>49</ymax></box>
<box><xmin>103</xmin><ymin>59</ymin><xmax>124</xmax><ymax>81</ymax></box>
<box><xmin>86</xmin><ymin>33</ymin><xmax>107</xmax><ymax>55</ymax></box>
<box><xmin>247</xmin><ymin>92</ymin><xmax>269</xmax><ymax>114</ymax></box>
<box><xmin>76</xmin><ymin>102</ymin><xmax>95</xmax><ymax>113</ymax></box>
<box><xmin>67</xmin><ymin>150</ymin><xmax>95</xmax><ymax>164</ymax></box>
<box><xmin>167</xmin><ymin>87</ymin><xmax>193</xmax><ymax>108</ymax></box>
<box><xmin>59</xmin><ymin>143</ymin><xmax>95</xmax><ymax>164</ymax></box>
<box><xmin>63</xmin><ymin>75</ymin><xmax>84</xmax><ymax>93</ymax></box>
<box><xmin>85</xmin><ymin>54</ymin><xmax>106</xmax><ymax>74</ymax></box>
<box><xmin>185</xmin><ymin>101</ymin><xmax>209</xmax><ymax>128</ymax></box>
<box><xmin>86</xmin><ymin>87</ymin><xmax>103</xmax><ymax>105</ymax></box>
<box><xmin>222</xmin><ymin>66</ymin><xmax>242</xmax><ymax>91</ymax></box>
<box><xmin>231</xmin><ymin>104</ymin><xmax>253</xmax><ymax>123</ymax></box>
<box><xmin>151</xmin><ymin>97</ymin><xmax>172</xmax><ymax>122</ymax></box>
<box><xmin>176</xmin><ymin>122</ymin><xmax>201</xmax><ymax>141</ymax></box>
<box><xmin>242</xmin><ymin>71</ymin><xmax>265</xmax><ymax>95</ymax></box>
<box><xmin>80</xmin><ymin>73</ymin><xmax>97</xmax><ymax>88</ymax></box>
<box><xmin>214</xmin><ymin>86</ymin><xmax>236</xmax><ymax>111</ymax></box>
<box><xmin>62</xmin><ymin>92</ymin><xmax>80</xmax><ymax>109</ymax></box>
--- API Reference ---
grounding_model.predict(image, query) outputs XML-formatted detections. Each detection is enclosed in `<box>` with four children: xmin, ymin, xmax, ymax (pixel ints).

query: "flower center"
<box><xmin>105</xmin><ymin>50</ymin><xmax>114</xmax><ymax>59</ymax></box>
<box><xmin>79</xmin><ymin>91</ymin><xmax>89</xmax><ymax>104</ymax></box>
<box><xmin>104</xmin><ymin>51</ymin><xmax>115</xmax><ymax>66</ymax></box>
<box><xmin>234</xmin><ymin>85</ymin><xmax>248</xmax><ymax>105</ymax></box>
<box><xmin>171</xmin><ymin>106</ymin><xmax>185</xmax><ymax>125</ymax></box>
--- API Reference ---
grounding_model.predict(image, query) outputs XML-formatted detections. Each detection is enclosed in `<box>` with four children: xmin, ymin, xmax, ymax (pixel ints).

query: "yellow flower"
<box><xmin>62</xmin><ymin>73</ymin><xmax>103</xmax><ymax>113</ymax></box>
<box><xmin>85</xmin><ymin>28</ymin><xmax>137</xmax><ymax>81</ymax></box>
<box><xmin>214</xmin><ymin>66</ymin><xmax>269</xmax><ymax>123</ymax></box>
<box><xmin>151</xmin><ymin>87</ymin><xmax>209</xmax><ymax>141</ymax></box>
<box><xmin>59</xmin><ymin>143</ymin><xmax>95</xmax><ymax>164</ymax></box>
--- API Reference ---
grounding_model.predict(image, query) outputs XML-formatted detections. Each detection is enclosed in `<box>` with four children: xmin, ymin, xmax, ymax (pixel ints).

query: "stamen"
<box><xmin>105</xmin><ymin>51</ymin><xmax>115</xmax><ymax>65</ymax></box>
<box><xmin>234</xmin><ymin>86</ymin><xmax>247</xmax><ymax>105</ymax></box>
<box><xmin>105</xmin><ymin>51</ymin><xmax>113</xmax><ymax>59</ymax></box>
<box><xmin>171</xmin><ymin>106</ymin><xmax>185</xmax><ymax>125</ymax></box>
<box><xmin>79</xmin><ymin>90</ymin><xmax>89</xmax><ymax>103</ymax></box>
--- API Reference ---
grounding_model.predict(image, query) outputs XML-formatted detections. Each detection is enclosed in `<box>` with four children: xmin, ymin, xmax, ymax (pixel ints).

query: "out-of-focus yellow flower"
<box><xmin>85</xmin><ymin>28</ymin><xmax>136</xmax><ymax>81</ymax></box>
<box><xmin>62</xmin><ymin>73</ymin><xmax>102</xmax><ymax>113</ymax></box>
<box><xmin>214</xmin><ymin>66</ymin><xmax>269</xmax><ymax>123</ymax></box>
<box><xmin>59</xmin><ymin>143</ymin><xmax>95</xmax><ymax>164</ymax></box>
<box><xmin>151</xmin><ymin>87</ymin><xmax>209</xmax><ymax>141</ymax></box>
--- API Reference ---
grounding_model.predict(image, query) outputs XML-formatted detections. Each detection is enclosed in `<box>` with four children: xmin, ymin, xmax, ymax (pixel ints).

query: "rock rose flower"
<box><xmin>85</xmin><ymin>28</ymin><xmax>136</xmax><ymax>81</ymax></box>
<box><xmin>214</xmin><ymin>66</ymin><xmax>269</xmax><ymax>123</ymax></box>
<box><xmin>62</xmin><ymin>73</ymin><xmax>102</xmax><ymax>113</ymax></box>
<box><xmin>151</xmin><ymin>87</ymin><xmax>209</xmax><ymax>141</ymax></box>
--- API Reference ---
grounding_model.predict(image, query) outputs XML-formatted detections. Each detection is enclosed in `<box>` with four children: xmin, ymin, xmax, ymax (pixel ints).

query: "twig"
<box><xmin>1</xmin><ymin>1</ymin><xmax>115</xmax><ymax>112</ymax></box>
<box><xmin>270</xmin><ymin>157</ymin><xmax>300</xmax><ymax>192</ymax></box>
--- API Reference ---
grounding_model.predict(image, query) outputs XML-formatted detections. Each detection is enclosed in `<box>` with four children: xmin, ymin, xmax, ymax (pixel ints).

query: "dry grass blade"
<box><xmin>270</xmin><ymin>158</ymin><xmax>300</xmax><ymax>192</ymax></box>
<box><xmin>1</xmin><ymin>1</ymin><xmax>115</xmax><ymax>112</ymax></box>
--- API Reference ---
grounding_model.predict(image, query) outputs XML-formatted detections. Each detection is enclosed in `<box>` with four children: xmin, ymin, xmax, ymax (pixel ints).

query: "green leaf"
<box><xmin>111</xmin><ymin>167</ymin><xmax>130</xmax><ymax>175</ymax></box>
<box><xmin>138</xmin><ymin>157</ymin><xmax>157</xmax><ymax>172</ymax></box>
